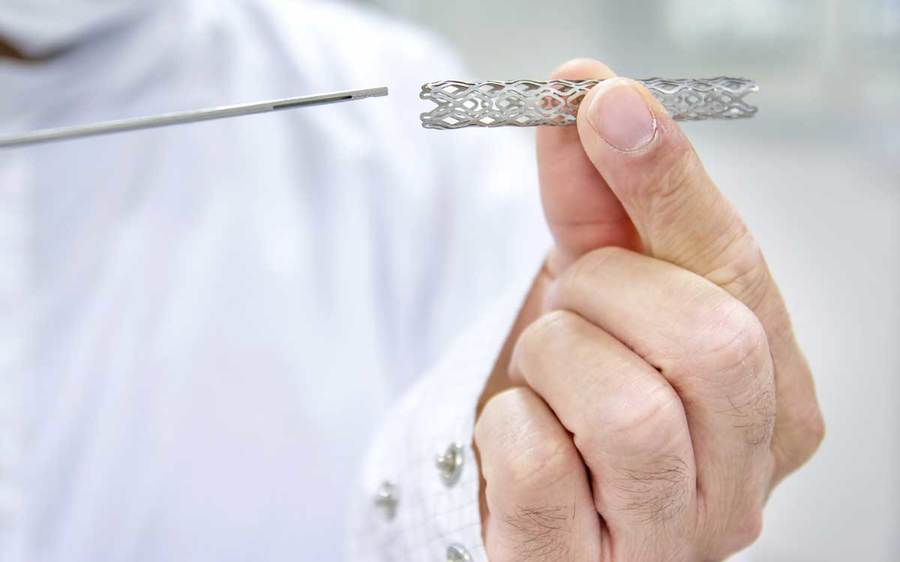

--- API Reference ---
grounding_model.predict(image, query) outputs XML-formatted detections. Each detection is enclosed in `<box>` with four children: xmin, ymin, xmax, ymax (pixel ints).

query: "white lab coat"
<box><xmin>0</xmin><ymin>1</ymin><xmax>548</xmax><ymax>560</ymax></box>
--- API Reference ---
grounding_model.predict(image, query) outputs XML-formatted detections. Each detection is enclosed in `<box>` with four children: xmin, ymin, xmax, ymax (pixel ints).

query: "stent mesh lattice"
<box><xmin>420</xmin><ymin>78</ymin><xmax>758</xmax><ymax>129</ymax></box>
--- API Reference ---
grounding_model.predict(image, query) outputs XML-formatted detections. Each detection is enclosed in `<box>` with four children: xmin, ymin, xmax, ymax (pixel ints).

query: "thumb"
<box><xmin>537</xmin><ymin>59</ymin><xmax>641</xmax><ymax>278</ymax></box>
<box><xmin>573</xmin><ymin>76</ymin><xmax>764</xmax><ymax>295</ymax></box>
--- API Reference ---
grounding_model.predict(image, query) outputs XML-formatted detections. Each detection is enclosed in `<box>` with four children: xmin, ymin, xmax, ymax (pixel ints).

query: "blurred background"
<box><xmin>357</xmin><ymin>0</ymin><xmax>900</xmax><ymax>560</ymax></box>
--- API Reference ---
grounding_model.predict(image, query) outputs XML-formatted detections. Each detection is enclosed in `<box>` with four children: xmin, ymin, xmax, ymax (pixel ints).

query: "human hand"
<box><xmin>474</xmin><ymin>59</ymin><xmax>824</xmax><ymax>561</ymax></box>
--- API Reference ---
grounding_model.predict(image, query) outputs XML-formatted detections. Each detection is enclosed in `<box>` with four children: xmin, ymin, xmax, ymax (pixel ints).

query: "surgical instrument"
<box><xmin>0</xmin><ymin>86</ymin><xmax>389</xmax><ymax>148</ymax></box>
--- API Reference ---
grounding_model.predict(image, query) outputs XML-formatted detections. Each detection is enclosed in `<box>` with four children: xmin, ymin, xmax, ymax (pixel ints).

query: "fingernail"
<box><xmin>587</xmin><ymin>79</ymin><xmax>657</xmax><ymax>152</ymax></box>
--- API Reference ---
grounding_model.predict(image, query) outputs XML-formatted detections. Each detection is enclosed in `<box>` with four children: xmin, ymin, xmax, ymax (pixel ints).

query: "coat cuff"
<box><xmin>350</xmin><ymin>260</ymin><xmax>542</xmax><ymax>562</ymax></box>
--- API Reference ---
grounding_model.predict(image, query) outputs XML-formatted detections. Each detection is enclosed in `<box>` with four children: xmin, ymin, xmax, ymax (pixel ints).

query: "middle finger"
<box><xmin>510</xmin><ymin>309</ymin><xmax>698</xmax><ymax>561</ymax></box>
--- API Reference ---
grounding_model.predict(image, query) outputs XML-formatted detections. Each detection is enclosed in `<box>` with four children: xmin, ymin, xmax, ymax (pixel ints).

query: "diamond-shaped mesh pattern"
<box><xmin>420</xmin><ymin>77</ymin><xmax>758</xmax><ymax>129</ymax></box>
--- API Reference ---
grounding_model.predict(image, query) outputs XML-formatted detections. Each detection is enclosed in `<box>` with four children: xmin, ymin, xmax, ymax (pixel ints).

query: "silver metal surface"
<box><xmin>446</xmin><ymin>544</ymin><xmax>472</xmax><ymax>562</ymax></box>
<box><xmin>420</xmin><ymin>78</ymin><xmax>758</xmax><ymax>129</ymax></box>
<box><xmin>0</xmin><ymin>86</ymin><xmax>389</xmax><ymax>148</ymax></box>
<box><xmin>373</xmin><ymin>480</ymin><xmax>398</xmax><ymax>521</ymax></box>
<box><xmin>435</xmin><ymin>442</ymin><xmax>464</xmax><ymax>487</ymax></box>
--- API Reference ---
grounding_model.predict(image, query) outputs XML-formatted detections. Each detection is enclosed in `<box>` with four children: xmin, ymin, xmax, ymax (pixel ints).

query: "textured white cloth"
<box><xmin>0</xmin><ymin>1</ymin><xmax>548</xmax><ymax>561</ymax></box>
<box><xmin>351</xmin><ymin>270</ymin><xmax>537</xmax><ymax>562</ymax></box>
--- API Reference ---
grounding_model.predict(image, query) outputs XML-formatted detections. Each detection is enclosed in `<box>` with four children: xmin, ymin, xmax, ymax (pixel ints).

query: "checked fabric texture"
<box><xmin>420</xmin><ymin>77</ymin><xmax>758</xmax><ymax>129</ymax></box>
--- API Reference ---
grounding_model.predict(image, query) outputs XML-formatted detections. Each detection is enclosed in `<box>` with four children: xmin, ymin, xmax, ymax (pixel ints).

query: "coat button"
<box><xmin>435</xmin><ymin>442</ymin><xmax>464</xmax><ymax>487</ymax></box>
<box><xmin>373</xmin><ymin>480</ymin><xmax>398</xmax><ymax>521</ymax></box>
<box><xmin>446</xmin><ymin>543</ymin><xmax>472</xmax><ymax>562</ymax></box>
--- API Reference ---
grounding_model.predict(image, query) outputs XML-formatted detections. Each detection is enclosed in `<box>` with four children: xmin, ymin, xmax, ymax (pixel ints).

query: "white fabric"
<box><xmin>351</xmin><ymin>269</ymin><xmax>538</xmax><ymax>562</ymax></box>
<box><xmin>0</xmin><ymin>1</ymin><xmax>549</xmax><ymax>561</ymax></box>
<box><xmin>0</xmin><ymin>0</ymin><xmax>152</xmax><ymax>57</ymax></box>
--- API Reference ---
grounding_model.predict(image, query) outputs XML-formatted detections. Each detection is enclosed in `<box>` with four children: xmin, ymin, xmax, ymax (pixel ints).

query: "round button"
<box><xmin>435</xmin><ymin>442</ymin><xmax>464</xmax><ymax>487</ymax></box>
<box><xmin>373</xmin><ymin>480</ymin><xmax>398</xmax><ymax>521</ymax></box>
<box><xmin>446</xmin><ymin>543</ymin><xmax>472</xmax><ymax>562</ymax></box>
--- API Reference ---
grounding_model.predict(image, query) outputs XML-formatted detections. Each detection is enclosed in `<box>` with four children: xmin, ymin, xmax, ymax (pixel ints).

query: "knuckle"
<box><xmin>500</xmin><ymin>504</ymin><xmax>574</xmax><ymax>562</ymax></box>
<box><xmin>477</xmin><ymin>389</ymin><xmax>579</xmax><ymax>490</ymax></box>
<box><xmin>473</xmin><ymin>403</ymin><xmax>499</xmax><ymax>452</ymax></box>
<box><xmin>475</xmin><ymin>387</ymin><xmax>530</xmax><ymax>446</ymax></box>
<box><xmin>798</xmin><ymin>406</ymin><xmax>826</xmax><ymax>454</ymax></box>
<box><xmin>555</xmin><ymin>246</ymin><xmax>626</xmax><ymax>302</ymax></box>
<box><xmin>516</xmin><ymin>309</ymin><xmax>581</xmax><ymax>364</ymax></box>
<box><xmin>503</xmin><ymin>429</ymin><xmax>580</xmax><ymax>490</ymax></box>
<box><xmin>571</xmin><ymin>245</ymin><xmax>628</xmax><ymax>280</ymax></box>
<box><xmin>685</xmin><ymin>299</ymin><xmax>776</xmax><ymax>446</ymax></box>
<box><xmin>806</xmin><ymin>409</ymin><xmax>827</xmax><ymax>452</ymax></box>
<box><xmin>581</xmin><ymin>381</ymin><xmax>684</xmax><ymax>452</ymax></box>
<box><xmin>704</xmin><ymin>505</ymin><xmax>765</xmax><ymax>558</ymax></box>
<box><xmin>607</xmin><ymin>454</ymin><xmax>692</xmax><ymax>524</ymax></box>
<box><xmin>703</xmin><ymin>229</ymin><xmax>771</xmax><ymax>310</ymax></box>
<box><xmin>734</xmin><ymin>509</ymin><xmax>765</xmax><ymax>549</ymax></box>
<box><xmin>654</xmin><ymin>141</ymin><xmax>699</xmax><ymax>208</ymax></box>
<box><xmin>775</xmin><ymin>403</ymin><xmax>826</xmax><ymax>475</ymax></box>
<box><xmin>690</xmin><ymin>298</ymin><xmax>770</xmax><ymax>379</ymax></box>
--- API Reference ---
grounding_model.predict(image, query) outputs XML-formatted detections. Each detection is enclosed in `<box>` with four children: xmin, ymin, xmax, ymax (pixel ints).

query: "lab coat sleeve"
<box><xmin>350</xmin><ymin>263</ymin><xmax>539</xmax><ymax>562</ymax></box>
<box><xmin>349</xmin><ymin>267</ymin><xmax>537</xmax><ymax>562</ymax></box>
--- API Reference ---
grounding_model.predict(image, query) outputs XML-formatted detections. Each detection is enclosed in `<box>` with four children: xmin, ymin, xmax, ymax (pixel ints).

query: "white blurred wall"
<box><xmin>358</xmin><ymin>0</ymin><xmax>900</xmax><ymax>560</ymax></box>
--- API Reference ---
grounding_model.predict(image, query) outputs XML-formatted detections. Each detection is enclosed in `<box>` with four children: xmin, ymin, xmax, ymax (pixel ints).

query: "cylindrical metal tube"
<box><xmin>420</xmin><ymin>78</ymin><xmax>758</xmax><ymax>129</ymax></box>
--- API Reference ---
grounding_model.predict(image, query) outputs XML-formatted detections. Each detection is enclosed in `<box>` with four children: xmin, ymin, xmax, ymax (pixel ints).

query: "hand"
<box><xmin>474</xmin><ymin>59</ymin><xmax>825</xmax><ymax>561</ymax></box>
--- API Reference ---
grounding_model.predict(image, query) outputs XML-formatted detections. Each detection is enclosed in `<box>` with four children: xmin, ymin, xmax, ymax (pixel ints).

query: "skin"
<box><xmin>475</xmin><ymin>59</ymin><xmax>825</xmax><ymax>561</ymax></box>
<box><xmin>0</xmin><ymin>37</ymin><xmax>30</xmax><ymax>60</ymax></box>
<box><xmin>0</xmin><ymin>37</ymin><xmax>58</xmax><ymax>62</ymax></box>
<box><xmin>0</xmin><ymin>38</ymin><xmax>25</xmax><ymax>60</ymax></box>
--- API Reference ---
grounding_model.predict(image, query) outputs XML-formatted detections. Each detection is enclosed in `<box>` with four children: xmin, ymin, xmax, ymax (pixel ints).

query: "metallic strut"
<box><xmin>419</xmin><ymin>78</ymin><xmax>758</xmax><ymax>129</ymax></box>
